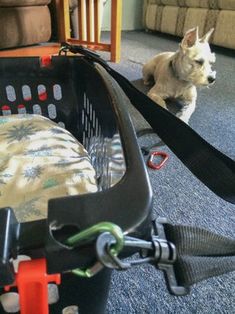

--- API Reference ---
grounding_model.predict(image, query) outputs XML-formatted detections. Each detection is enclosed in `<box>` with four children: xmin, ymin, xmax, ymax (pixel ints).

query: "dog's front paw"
<box><xmin>148</xmin><ymin>92</ymin><xmax>167</xmax><ymax>109</ymax></box>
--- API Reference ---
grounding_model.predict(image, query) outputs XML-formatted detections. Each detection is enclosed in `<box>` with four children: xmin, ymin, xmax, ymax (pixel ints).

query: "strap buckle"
<box><xmin>95</xmin><ymin>218</ymin><xmax>189</xmax><ymax>296</ymax></box>
<box><xmin>152</xmin><ymin>218</ymin><xmax>189</xmax><ymax>296</ymax></box>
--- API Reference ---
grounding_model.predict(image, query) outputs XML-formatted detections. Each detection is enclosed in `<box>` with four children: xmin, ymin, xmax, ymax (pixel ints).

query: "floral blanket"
<box><xmin>0</xmin><ymin>114</ymin><xmax>97</xmax><ymax>222</ymax></box>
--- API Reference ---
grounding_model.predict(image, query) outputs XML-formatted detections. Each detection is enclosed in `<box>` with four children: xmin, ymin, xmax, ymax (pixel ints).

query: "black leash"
<box><xmin>163</xmin><ymin>222</ymin><xmax>235</xmax><ymax>288</ymax></box>
<box><xmin>104</xmin><ymin>62</ymin><xmax>235</xmax><ymax>205</ymax></box>
<box><xmin>60</xmin><ymin>43</ymin><xmax>235</xmax><ymax>293</ymax></box>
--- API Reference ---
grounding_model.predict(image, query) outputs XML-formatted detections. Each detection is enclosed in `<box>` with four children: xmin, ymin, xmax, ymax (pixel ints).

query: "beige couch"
<box><xmin>143</xmin><ymin>0</ymin><xmax>235</xmax><ymax>50</ymax></box>
<box><xmin>0</xmin><ymin>0</ymin><xmax>52</xmax><ymax>49</ymax></box>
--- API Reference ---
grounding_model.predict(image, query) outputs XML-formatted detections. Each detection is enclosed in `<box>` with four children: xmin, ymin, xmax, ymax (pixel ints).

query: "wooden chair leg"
<box><xmin>110</xmin><ymin>0</ymin><xmax>122</xmax><ymax>62</ymax></box>
<box><xmin>57</xmin><ymin>0</ymin><xmax>122</xmax><ymax>62</ymax></box>
<box><xmin>94</xmin><ymin>0</ymin><xmax>102</xmax><ymax>43</ymax></box>
<box><xmin>56</xmin><ymin>0</ymin><xmax>71</xmax><ymax>42</ymax></box>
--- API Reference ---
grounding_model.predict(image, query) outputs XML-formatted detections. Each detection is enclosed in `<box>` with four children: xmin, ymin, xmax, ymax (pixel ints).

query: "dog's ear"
<box><xmin>200</xmin><ymin>28</ymin><xmax>214</xmax><ymax>43</ymax></box>
<box><xmin>181</xmin><ymin>27</ymin><xmax>199</xmax><ymax>49</ymax></box>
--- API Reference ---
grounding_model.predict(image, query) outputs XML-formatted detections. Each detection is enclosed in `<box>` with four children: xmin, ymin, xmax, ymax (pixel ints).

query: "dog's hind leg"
<box><xmin>143</xmin><ymin>72</ymin><xmax>154</xmax><ymax>86</ymax></box>
<box><xmin>142</xmin><ymin>62</ymin><xmax>155</xmax><ymax>86</ymax></box>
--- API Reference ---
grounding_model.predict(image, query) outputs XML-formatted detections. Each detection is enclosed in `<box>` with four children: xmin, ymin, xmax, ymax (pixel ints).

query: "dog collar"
<box><xmin>169</xmin><ymin>60</ymin><xmax>179</xmax><ymax>79</ymax></box>
<box><xmin>169</xmin><ymin>59</ymin><xmax>192</xmax><ymax>84</ymax></box>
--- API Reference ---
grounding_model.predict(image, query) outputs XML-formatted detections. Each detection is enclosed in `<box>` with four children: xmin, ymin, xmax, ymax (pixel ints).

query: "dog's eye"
<box><xmin>195</xmin><ymin>59</ymin><xmax>204</xmax><ymax>66</ymax></box>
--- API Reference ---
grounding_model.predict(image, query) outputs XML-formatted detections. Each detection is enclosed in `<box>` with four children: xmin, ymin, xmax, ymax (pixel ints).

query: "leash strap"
<box><xmin>104</xmin><ymin>63</ymin><xmax>235</xmax><ymax>205</ymax></box>
<box><xmin>163</xmin><ymin>223</ymin><xmax>235</xmax><ymax>288</ymax></box>
<box><xmin>60</xmin><ymin>44</ymin><xmax>235</xmax><ymax>290</ymax></box>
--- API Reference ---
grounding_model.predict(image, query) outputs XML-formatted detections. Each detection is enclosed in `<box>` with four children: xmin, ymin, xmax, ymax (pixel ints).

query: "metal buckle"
<box><xmin>147</xmin><ymin>151</ymin><xmax>169</xmax><ymax>170</ymax></box>
<box><xmin>65</xmin><ymin>222</ymin><xmax>124</xmax><ymax>278</ymax></box>
<box><xmin>95</xmin><ymin>218</ymin><xmax>189</xmax><ymax>296</ymax></box>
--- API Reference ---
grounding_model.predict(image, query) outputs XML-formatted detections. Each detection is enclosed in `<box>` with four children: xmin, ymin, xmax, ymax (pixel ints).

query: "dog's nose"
<box><xmin>208</xmin><ymin>76</ymin><xmax>216</xmax><ymax>84</ymax></box>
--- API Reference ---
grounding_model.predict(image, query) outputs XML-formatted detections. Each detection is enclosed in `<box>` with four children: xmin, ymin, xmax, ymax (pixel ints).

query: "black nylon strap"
<box><xmin>105</xmin><ymin>66</ymin><xmax>235</xmax><ymax>205</ymax></box>
<box><xmin>164</xmin><ymin>224</ymin><xmax>235</xmax><ymax>287</ymax></box>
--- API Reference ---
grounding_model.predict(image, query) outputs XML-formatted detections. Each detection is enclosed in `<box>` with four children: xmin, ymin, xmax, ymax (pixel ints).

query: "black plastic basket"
<box><xmin>0</xmin><ymin>56</ymin><xmax>152</xmax><ymax>314</ymax></box>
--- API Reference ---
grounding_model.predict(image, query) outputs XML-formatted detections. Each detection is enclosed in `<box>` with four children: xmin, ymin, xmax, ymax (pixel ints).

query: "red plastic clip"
<box><xmin>147</xmin><ymin>151</ymin><xmax>169</xmax><ymax>170</ymax></box>
<box><xmin>40</xmin><ymin>55</ymin><xmax>52</xmax><ymax>68</ymax></box>
<box><xmin>4</xmin><ymin>258</ymin><xmax>61</xmax><ymax>314</ymax></box>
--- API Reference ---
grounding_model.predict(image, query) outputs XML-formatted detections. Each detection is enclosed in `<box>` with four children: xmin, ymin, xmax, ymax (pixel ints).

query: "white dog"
<box><xmin>142</xmin><ymin>27</ymin><xmax>216</xmax><ymax>123</ymax></box>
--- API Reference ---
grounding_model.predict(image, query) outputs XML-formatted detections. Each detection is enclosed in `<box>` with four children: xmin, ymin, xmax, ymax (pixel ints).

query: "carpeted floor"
<box><xmin>102</xmin><ymin>31</ymin><xmax>235</xmax><ymax>314</ymax></box>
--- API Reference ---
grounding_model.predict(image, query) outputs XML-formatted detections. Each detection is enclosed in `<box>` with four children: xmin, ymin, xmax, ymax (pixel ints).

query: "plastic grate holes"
<box><xmin>83</xmin><ymin>129</ymin><xmax>88</xmax><ymax>148</ymax></box>
<box><xmin>48</xmin><ymin>104</ymin><xmax>57</xmax><ymax>119</ymax></box>
<box><xmin>12</xmin><ymin>255</ymin><xmax>31</xmax><ymax>273</ymax></box>
<box><xmin>1</xmin><ymin>105</ymin><xmax>11</xmax><ymax>116</ymax></box>
<box><xmin>58</xmin><ymin>121</ymin><xmax>65</xmax><ymax>128</ymax></box>
<box><xmin>0</xmin><ymin>284</ymin><xmax>59</xmax><ymax>313</ymax></box>
<box><xmin>0</xmin><ymin>292</ymin><xmax>20</xmax><ymax>313</ymax></box>
<box><xmin>33</xmin><ymin>104</ymin><xmax>42</xmax><ymax>115</ymax></box>
<box><xmin>62</xmin><ymin>305</ymin><xmax>79</xmax><ymax>314</ymax></box>
<box><xmin>82</xmin><ymin>93</ymin><xmax>101</xmax><ymax>140</ymax></box>
<box><xmin>17</xmin><ymin>104</ymin><xmax>26</xmax><ymax>114</ymax></box>
<box><xmin>6</xmin><ymin>85</ymin><xmax>16</xmax><ymax>102</ymax></box>
<box><xmin>22</xmin><ymin>85</ymin><xmax>32</xmax><ymax>101</ymax></box>
<box><xmin>48</xmin><ymin>284</ymin><xmax>59</xmax><ymax>305</ymax></box>
<box><xmin>37</xmin><ymin>84</ymin><xmax>47</xmax><ymax>101</ymax></box>
<box><xmin>53</xmin><ymin>84</ymin><xmax>62</xmax><ymax>100</ymax></box>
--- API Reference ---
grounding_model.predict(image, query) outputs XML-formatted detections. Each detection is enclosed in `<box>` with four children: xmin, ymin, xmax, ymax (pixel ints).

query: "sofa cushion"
<box><xmin>161</xmin><ymin>0</ymin><xmax>178</xmax><ymax>5</ymax></box>
<box><xmin>213</xmin><ymin>10</ymin><xmax>235</xmax><ymax>49</ymax></box>
<box><xmin>175</xmin><ymin>7</ymin><xmax>187</xmax><ymax>36</ymax></box>
<box><xmin>183</xmin><ymin>8</ymin><xmax>209</xmax><ymax>37</ymax></box>
<box><xmin>161</xmin><ymin>6</ymin><xmax>179</xmax><ymax>35</ymax></box>
<box><xmin>0</xmin><ymin>6</ymin><xmax>51</xmax><ymax>49</ymax></box>
<box><xmin>218</xmin><ymin>0</ymin><xmax>235</xmax><ymax>10</ymax></box>
<box><xmin>144</xmin><ymin>0</ymin><xmax>235</xmax><ymax>50</ymax></box>
<box><xmin>185</xmin><ymin>0</ymin><xmax>209</xmax><ymax>8</ymax></box>
<box><xmin>0</xmin><ymin>0</ymin><xmax>50</xmax><ymax>6</ymax></box>
<box><xmin>145</xmin><ymin>3</ymin><xmax>158</xmax><ymax>30</ymax></box>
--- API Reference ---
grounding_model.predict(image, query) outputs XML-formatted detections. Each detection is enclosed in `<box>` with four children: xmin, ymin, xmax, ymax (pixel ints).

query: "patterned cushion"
<box><xmin>0</xmin><ymin>114</ymin><xmax>97</xmax><ymax>222</ymax></box>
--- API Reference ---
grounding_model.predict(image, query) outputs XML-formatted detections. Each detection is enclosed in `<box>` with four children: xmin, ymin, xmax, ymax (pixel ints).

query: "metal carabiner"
<box><xmin>65</xmin><ymin>222</ymin><xmax>124</xmax><ymax>278</ymax></box>
<box><xmin>147</xmin><ymin>151</ymin><xmax>169</xmax><ymax>170</ymax></box>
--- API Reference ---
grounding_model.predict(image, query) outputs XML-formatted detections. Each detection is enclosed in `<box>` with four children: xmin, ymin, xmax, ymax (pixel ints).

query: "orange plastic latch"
<box><xmin>4</xmin><ymin>258</ymin><xmax>61</xmax><ymax>314</ymax></box>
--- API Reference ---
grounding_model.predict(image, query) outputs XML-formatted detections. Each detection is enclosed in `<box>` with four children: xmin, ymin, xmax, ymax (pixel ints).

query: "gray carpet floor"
<box><xmin>102</xmin><ymin>31</ymin><xmax>235</xmax><ymax>314</ymax></box>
